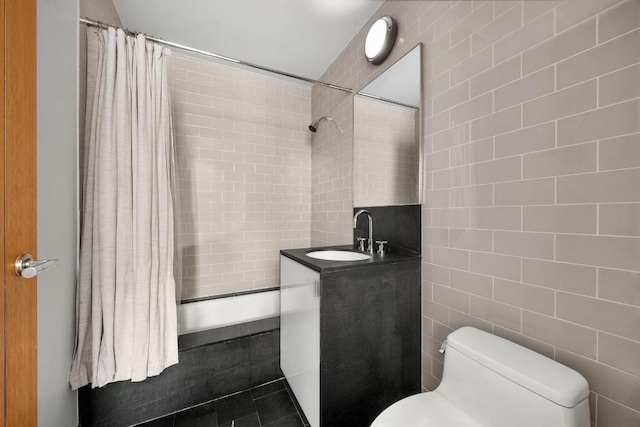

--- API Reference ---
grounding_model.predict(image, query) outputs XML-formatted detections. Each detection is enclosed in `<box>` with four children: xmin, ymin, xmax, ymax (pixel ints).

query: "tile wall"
<box><xmin>167</xmin><ymin>54</ymin><xmax>312</xmax><ymax>299</ymax></box>
<box><xmin>354</xmin><ymin>96</ymin><xmax>419</xmax><ymax>207</ymax></box>
<box><xmin>319</xmin><ymin>1</ymin><xmax>640</xmax><ymax>425</ymax></box>
<box><xmin>310</xmin><ymin>85</ymin><xmax>353</xmax><ymax>246</ymax></box>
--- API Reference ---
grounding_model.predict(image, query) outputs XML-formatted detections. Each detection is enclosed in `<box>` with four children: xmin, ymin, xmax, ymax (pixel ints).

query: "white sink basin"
<box><xmin>306</xmin><ymin>250</ymin><xmax>371</xmax><ymax>261</ymax></box>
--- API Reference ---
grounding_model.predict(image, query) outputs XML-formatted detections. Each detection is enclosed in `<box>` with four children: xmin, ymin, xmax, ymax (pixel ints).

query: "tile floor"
<box><xmin>137</xmin><ymin>379</ymin><xmax>309</xmax><ymax>427</ymax></box>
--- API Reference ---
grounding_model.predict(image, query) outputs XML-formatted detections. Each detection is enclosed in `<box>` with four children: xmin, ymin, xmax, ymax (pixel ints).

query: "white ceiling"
<box><xmin>112</xmin><ymin>0</ymin><xmax>383</xmax><ymax>80</ymax></box>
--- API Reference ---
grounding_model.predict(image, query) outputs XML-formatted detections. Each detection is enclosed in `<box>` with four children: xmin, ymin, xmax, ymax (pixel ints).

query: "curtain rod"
<box><xmin>79</xmin><ymin>17</ymin><xmax>354</xmax><ymax>94</ymax></box>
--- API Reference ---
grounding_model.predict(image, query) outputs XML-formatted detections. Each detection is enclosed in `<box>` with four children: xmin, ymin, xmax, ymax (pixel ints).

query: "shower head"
<box><xmin>308</xmin><ymin>116</ymin><xmax>344</xmax><ymax>135</ymax></box>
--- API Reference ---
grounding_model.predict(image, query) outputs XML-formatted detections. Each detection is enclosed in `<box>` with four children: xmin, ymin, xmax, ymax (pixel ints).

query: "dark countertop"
<box><xmin>280</xmin><ymin>245</ymin><xmax>421</xmax><ymax>273</ymax></box>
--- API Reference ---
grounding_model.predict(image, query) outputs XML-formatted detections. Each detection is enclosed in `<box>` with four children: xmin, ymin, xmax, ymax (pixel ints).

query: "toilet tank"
<box><xmin>437</xmin><ymin>327</ymin><xmax>590</xmax><ymax>427</ymax></box>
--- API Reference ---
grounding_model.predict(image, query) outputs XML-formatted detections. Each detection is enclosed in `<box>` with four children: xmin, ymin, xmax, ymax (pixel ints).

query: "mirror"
<box><xmin>353</xmin><ymin>44</ymin><xmax>421</xmax><ymax>207</ymax></box>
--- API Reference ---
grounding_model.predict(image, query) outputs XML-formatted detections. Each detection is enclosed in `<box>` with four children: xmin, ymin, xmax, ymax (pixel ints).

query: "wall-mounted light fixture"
<box><xmin>364</xmin><ymin>16</ymin><xmax>397</xmax><ymax>65</ymax></box>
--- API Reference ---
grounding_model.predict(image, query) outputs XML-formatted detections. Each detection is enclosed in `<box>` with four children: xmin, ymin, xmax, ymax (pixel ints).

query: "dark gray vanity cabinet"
<box><xmin>280</xmin><ymin>248</ymin><xmax>421</xmax><ymax>427</ymax></box>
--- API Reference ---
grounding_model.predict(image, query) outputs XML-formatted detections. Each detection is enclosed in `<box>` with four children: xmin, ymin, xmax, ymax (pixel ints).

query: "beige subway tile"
<box><xmin>420</xmin><ymin>1</ymin><xmax>454</xmax><ymax>36</ymax></box>
<box><xmin>599</xmin><ymin>332</ymin><xmax>640</xmax><ymax>377</ymax></box>
<box><xmin>598</xmin><ymin>267</ymin><xmax>640</xmax><ymax>307</ymax></box>
<box><xmin>424</xmin><ymin>298</ymin><xmax>450</xmax><ymax>326</ymax></box>
<box><xmin>450</xmin><ymin>308</ymin><xmax>494</xmax><ymax>333</ymax></box>
<box><xmin>523</xmin><ymin>1</ymin><xmax>563</xmax><ymax>24</ymax></box>
<box><xmin>493</xmin><ymin>325</ymin><xmax>556</xmax><ymax>359</ymax></box>
<box><xmin>433</xmin><ymin>124</ymin><xmax>471</xmax><ymax>151</ymax></box>
<box><xmin>433</xmin><ymin>81</ymin><xmax>470</xmax><ymax>114</ymax></box>
<box><xmin>523</xmin><ymin>204</ymin><xmax>597</xmax><ymax>234</ymax></box>
<box><xmin>495</xmin><ymin>278</ymin><xmax>555</xmax><ymax>315</ymax></box>
<box><xmin>425</xmin><ymin>227</ymin><xmax>450</xmax><ymax>248</ymax></box>
<box><xmin>523</xmin><ymin>142</ymin><xmax>598</xmax><ymax>179</ymax></box>
<box><xmin>424</xmin><ymin>263</ymin><xmax>450</xmax><ymax>286</ymax></box>
<box><xmin>450</xmin><ymin>47</ymin><xmax>493</xmax><ymax>87</ymax></box>
<box><xmin>434</xmin><ymin>0</ymin><xmax>474</xmax><ymax>37</ymax></box>
<box><xmin>556</xmin><ymin>29</ymin><xmax>640</xmax><ymax>89</ymax></box>
<box><xmin>469</xmin><ymin>156</ymin><xmax>521</xmax><ymax>184</ymax></box>
<box><xmin>599</xmin><ymin>133</ymin><xmax>640</xmax><ymax>171</ymax></box>
<box><xmin>599</xmin><ymin>0</ymin><xmax>640</xmax><ymax>43</ymax></box>
<box><xmin>434</xmin><ymin>38</ymin><xmax>471</xmax><ymax>77</ymax></box>
<box><xmin>495</xmin><ymin>122</ymin><xmax>555</xmax><ymax>158</ymax></box>
<box><xmin>495</xmin><ymin>66</ymin><xmax>555</xmax><ymax>111</ymax></box>
<box><xmin>494</xmin><ymin>11</ymin><xmax>555</xmax><ymax>64</ymax></box>
<box><xmin>450</xmin><ymin>94</ymin><xmax>493</xmax><ymax>127</ymax></box>
<box><xmin>523</xmin><ymin>259</ymin><xmax>597</xmax><ymax>296</ymax></box>
<box><xmin>494</xmin><ymin>230</ymin><xmax>555</xmax><ymax>260</ymax></box>
<box><xmin>470</xmin><ymin>251</ymin><xmax>521</xmax><ymax>281</ymax></box>
<box><xmin>557</xmin><ymin>291</ymin><xmax>640</xmax><ymax>341</ymax></box>
<box><xmin>470</xmin><ymin>56</ymin><xmax>521</xmax><ymax>98</ymax></box>
<box><xmin>557</xmin><ymin>168</ymin><xmax>640</xmax><ymax>204</ymax></box>
<box><xmin>470</xmin><ymin>106</ymin><xmax>521</xmax><ymax>141</ymax></box>
<box><xmin>557</xmin><ymin>234</ymin><xmax>640</xmax><ymax>271</ymax></box>
<box><xmin>522</xmin><ymin>311</ymin><xmax>598</xmax><ymax>359</ymax></box>
<box><xmin>523</xmin><ymin>18</ymin><xmax>596</xmax><ymax>75</ymax></box>
<box><xmin>599</xmin><ymin>64</ymin><xmax>640</xmax><ymax>107</ymax></box>
<box><xmin>450</xmin><ymin>228</ymin><xmax>493</xmax><ymax>252</ymax></box>
<box><xmin>524</xmin><ymin>80</ymin><xmax>598</xmax><ymax>127</ymax></box>
<box><xmin>470</xmin><ymin>295</ymin><xmax>521</xmax><ymax>332</ymax></box>
<box><xmin>495</xmin><ymin>177</ymin><xmax>556</xmax><ymax>206</ymax></box>
<box><xmin>470</xmin><ymin>207</ymin><xmax>522</xmax><ymax>231</ymax></box>
<box><xmin>433</xmin><ymin>247</ymin><xmax>470</xmax><ymax>270</ymax></box>
<box><xmin>451</xmin><ymin>1</ymin><xmax>494</xmax><ymax>46</ymax></box>
<box><xmin>450</xmin><ymin>269</ymin><xmax>493</xmax><ymax>298</ymax></box>
<box><xmin>597</xmin><ymin>395</ymin><xmax>640</xmax><ymax>427</ymax></box>
<box><xmin>450</xmin><ymin>184</ymin><xmax>494</xmax><ymax>207</ymax></box>
<box><xmin>473</xmin><ymin>3</ymin><xmax>523</xmax><ymax>54</ymax></box>
<box><xmin>556</xmin><ymin>348</ymin><xmax>640</xmax><ymax>413</ymax></box>
<box><xmin>433</xmin><ymin>284</ymin><xmax>471</xmax><ymax>313</ymax></box>
<box><xmin>494</xmin><ymin>1</ymin><xmax>520</xmax><ymax>19</ymax></box>
<box><xmin>425</xmin><ymin>149</ymin><xmax>450</xmax><ymax>172</ymax></box>
<box><xmin>600</xmin><ymin>203</ymin><xmax>640</xmax><ymax>236</ymax></box>
<box><xmin>556</xmin><ymin>0</ymin><xmax>623</xmax><ymax>32</ymax></box>
<box><xmin>424</xmin><ymin>189</ymin><xmax>450</xmax><ymax>208</ymax></box>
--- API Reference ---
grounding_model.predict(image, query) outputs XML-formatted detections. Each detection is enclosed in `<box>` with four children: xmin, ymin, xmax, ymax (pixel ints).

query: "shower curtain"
<box><xmin>70</xmin><ymin>27</ymin><xmax>179</xmax><ymax>390</ymax></box>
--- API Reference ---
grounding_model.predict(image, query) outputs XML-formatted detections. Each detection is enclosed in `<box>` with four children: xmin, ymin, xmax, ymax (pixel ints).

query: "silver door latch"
<box><xmin>15</xmin><ymin>254</ymin><xmax>59</xmax><ymax>279</ymax></box>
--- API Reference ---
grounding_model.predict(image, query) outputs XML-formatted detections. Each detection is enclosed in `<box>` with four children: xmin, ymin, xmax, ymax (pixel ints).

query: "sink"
<box><xmin>306</xmin><ymin>250</ymin><xmax>371</xmax><ymax>261</ymax></box>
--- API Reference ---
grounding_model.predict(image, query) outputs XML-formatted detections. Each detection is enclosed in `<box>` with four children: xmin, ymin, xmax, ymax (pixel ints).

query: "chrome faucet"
<box><xmin>353</xmin><ymin>209</ymin><xmax>374</xmax><ymax>253</ymax></box>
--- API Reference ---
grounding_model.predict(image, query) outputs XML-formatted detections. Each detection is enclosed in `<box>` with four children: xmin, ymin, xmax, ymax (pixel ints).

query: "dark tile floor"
<box><xmin>137</xmin><ymin>379</ymin><xmax>310</xmax><ymax>427</ymax></box>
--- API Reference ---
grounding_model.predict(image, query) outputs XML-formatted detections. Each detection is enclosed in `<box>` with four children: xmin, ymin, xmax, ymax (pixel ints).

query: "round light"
<box><xmin>365</xmin><ymin>16</ymin><xmax>397</xmax><ymax>65</ymax></box>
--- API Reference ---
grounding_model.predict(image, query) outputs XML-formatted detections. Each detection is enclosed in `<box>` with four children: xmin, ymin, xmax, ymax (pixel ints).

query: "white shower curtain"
<box><xmin>70</xmin><ymin>27</ymin><xmax>179</xmax><ymax>390</ymax></box>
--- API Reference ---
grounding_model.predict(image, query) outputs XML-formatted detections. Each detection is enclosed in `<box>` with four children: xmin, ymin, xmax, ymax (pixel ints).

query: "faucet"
<box><xmin>353</xmin><ymin>209</ymin><xmax>374</xmax><ymax>253</ymax></box>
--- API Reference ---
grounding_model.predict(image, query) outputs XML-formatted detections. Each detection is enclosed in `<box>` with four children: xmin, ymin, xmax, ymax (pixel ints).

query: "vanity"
<box><xmin>280</xmin><ymin>246</ymin><xmax>421</xmax><ymax>427</ymax></box>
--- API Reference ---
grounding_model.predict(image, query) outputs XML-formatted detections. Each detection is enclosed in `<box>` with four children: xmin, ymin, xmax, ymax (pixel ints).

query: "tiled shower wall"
<box><xmin>354</xmin><ymin>96</ymin><xmax>419</xmax><ymax>207</ymax></box>
<box><xmin>80</xmin><ymin>0</ymin><xmax>313</xmax><ymax>300</ymax></box>
<box><xmin>310</xmin><ymin>85</ymin><xmax>353</xmax><ymax>246</ymax></box>
<box><xmin>167</xmin><ymin>54</ymin><xmax>312</xmax><ymax>299</ymax></box>
<box><xmin>320</xmin><ymin>1</ymin><xmax>640</xmax><ymax>425</ymax></box>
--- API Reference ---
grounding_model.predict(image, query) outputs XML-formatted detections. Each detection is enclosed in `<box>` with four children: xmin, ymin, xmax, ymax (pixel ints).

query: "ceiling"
<box><xmin>112</xmin><ymin>0</ymin><xmax>384</xmax><ymax>81</ymax></box>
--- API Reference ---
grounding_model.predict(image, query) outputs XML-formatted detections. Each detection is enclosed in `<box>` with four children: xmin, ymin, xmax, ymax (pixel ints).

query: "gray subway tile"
<box><xmin>470</xmin><ymin>251</ymin><xmax>521</xmax><ymax>281</ymax></box>
<box><xmin>494</xmin><ymin>231</ymin><xmax>555</xmax><ymax>260</ymax></box>
<box><xmin>598</xmin><ymin>332</ymin><xmax>640</xmax><ymax>377</ymax></box>
<box><xmin>450</xmin><ymin>47</ymin><xmax>493</xmax><ymax>87</ymax></box>
<box><xmin>494</xmin><ymin>278</ymin><xmax>555</xmax><ymax>316</ymax></box>
<box><xmin>450</xmin><ymin>138</ymin><xmax>494</xmax><ymax>167</ymax></box>
<box><xmin>450</xmin><ymin>269</ymin><xmax>493</xmax><ymax>298</ymax></box>
<box><xmin>597</xmin><ymin>395</ymin><xmax>640</xmax><ymax>427</ymax></box>
<box><xmin>473</xmin><ymin>3</ymin><xmax>522</xmax><ymax>54</ymax></box>
<box><xmin>557</xmin><ymin>168</ymin><xmax>640</xmax><ymax>204</ymax></box>
<box><xmin>495</xmin><ymin>178</ymin><xmax>556</xmax><ymax>206</ymax></box>
<box><xmin>599</xmin><ymin>63</ymin><xmax>640</xmax><ymax>107</ymax></box>
<box><xmin>433</xmin><ymin>284</ymin><xmax>471</xmax><ymax>314</ymax></box>
<box><xmin>599</xmin><ymin>203</ymin><xmax>640</xmax><ymax>236</ymax></box>
<box><xmin>494</xmin><ymin>66</ymin><xmax>555</xmax><ymax>111</ymax></box>
<box><xmin>556</xmin><ymin>0</ymin><xmax>624</xmax><ymax>32</ymax></box>
<box><xmin>470</xmin><ymin>207</ymin><xmax>522</xmax><ymax>231</ymax></box>
<box><xmin>432</xmin><ymin>208</ymin><xmax>470</xmax><ymax>228</ymax></box>
<box><xmin>523</xmin><ymin>204</ymin><xmax>597</xmax><ymax>234</ymax></box>
<box><xmin>598</xmin><ymin>268</ymin><xmax>640</xmax><ymax>307</ymax></box>
<box><xmin>599</xmin><ymin>133</ymin><xmax>640</xmax><ymax>171</ymax></box>
<box><xmin>450</xmin><ymin>94</ymin><xmax>493</xmax><ymax>127</ymax></box>
<box><xmin>470</xmin><ymin>106</ymin><xmax>521</xmax><ymax>141</ymax></box>
<box><xmin>522</xmin><ymin>258</ymin><xmax>597</xmax><ymax>296</ymax></box>
<box><xmin>495</xmin><ymin>122</ymin><xmax>556</xmax><ymax>158</ymax></box>
<box><xmin>450</xmin><ymin>184</ymin><xmax>494</xmax><ymax>208</ymax></box>
<box><xmin>523</xmin><ymin>80</ymin><xmax>597</xmax><ymax>127</ymax></box>
<box><xmin>433</xmin><ymin>247</ymin><xmax>470</xmax><ymax>271</ymax></box>
<box><xmin>557</xmin><ymin>291</ymin><xmax>640</xmax><ymax>341</ymax></box>
<box><xmin>470</xmin><ymin>295</ymin><xmax>522</xmax><ymax>332</ymax></box>
<box><xmin>469</xmin><ymin>156</ymin><xmax>521</xmax><ymax>185</ymax></box>
<box><xmin>450</xmin><ymin>228</ymin><xmax>493</xmax><ymax>252</ymax></box>
<box><xmin>598</xmin><ymin>0</ymin><xmax>640</xmax><ymax>43</ymax></box>
<box><xmin>523</xmin><ymin>142</ymin><xmax>597</xmax><ymax>179</ymax></box>
<box><xmin>556</xmin><ymin>234</ymin><xmax>640</xmax><ymax>271</ymax></box>
<box><xmin>494</xmin><ymin>11</ymin><xmax>554</xmax><ymax>64</ymax></box>
<box><xmin>470</xmin><ymin>56</ymin><xmax>521</xmax><ymax>98</ymax></box>
<box><xmin>522</xmin><ymin>311</ymin><xmax>598</xmax><ymax>359</ymax></box>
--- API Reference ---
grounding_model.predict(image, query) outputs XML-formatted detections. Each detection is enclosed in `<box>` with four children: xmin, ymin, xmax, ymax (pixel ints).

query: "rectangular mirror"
<box><xmin>353</xmin><ymin>44</ymin><xmax>422</xmax><ymax>207</ymax></box>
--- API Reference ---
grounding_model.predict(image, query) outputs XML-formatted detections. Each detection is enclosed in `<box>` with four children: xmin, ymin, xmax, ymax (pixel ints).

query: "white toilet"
<box><xmin>371</xmin><ymin>327</ymin><xmax>590</xmax><ymax>427</ymax></box>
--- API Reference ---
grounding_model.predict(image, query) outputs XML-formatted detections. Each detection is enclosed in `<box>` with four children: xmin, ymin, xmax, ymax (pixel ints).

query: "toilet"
<box><xmin>371</xmin><ymin>327</ymin><xmax>590</xmax><ymax>427</ymax></box>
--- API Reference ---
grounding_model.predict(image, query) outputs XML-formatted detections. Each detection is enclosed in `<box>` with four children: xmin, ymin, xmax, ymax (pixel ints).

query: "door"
<box><xmin>1</xmin><ymin>0</ymin><xmax>38</xmax><ymax>425</ymax></box>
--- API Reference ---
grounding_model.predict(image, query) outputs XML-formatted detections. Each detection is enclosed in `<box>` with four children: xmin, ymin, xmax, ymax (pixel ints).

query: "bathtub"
<box><xmin>177</xmin><ymin>289</ymin><xmax>280</xmax><ymax>335</ymax></box>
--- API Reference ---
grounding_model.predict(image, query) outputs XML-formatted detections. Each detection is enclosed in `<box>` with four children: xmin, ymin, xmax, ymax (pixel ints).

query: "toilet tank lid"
<box><xmin>446</xmin><ymin>327</ymin><xmax>589</xmax><ymax>408</ymax></box>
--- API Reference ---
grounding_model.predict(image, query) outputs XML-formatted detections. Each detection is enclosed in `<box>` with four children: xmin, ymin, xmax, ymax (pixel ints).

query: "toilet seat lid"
<box><xmin>371</xmin><ymin>392</ymin><xmax>482</xmax><ymax>427</ymax></box>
